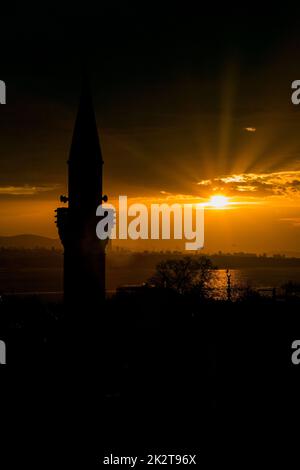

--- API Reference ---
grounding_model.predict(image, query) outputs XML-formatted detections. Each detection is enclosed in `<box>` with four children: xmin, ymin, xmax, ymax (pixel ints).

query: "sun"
<box><xmin>209</xmin><ymin>195</ymin><xmax>229</xmax><ymax>209</ymax></box>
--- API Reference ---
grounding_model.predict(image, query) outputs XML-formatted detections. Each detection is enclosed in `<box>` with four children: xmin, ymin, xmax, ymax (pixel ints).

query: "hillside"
<box><xmin>0</xmin><ymin>235</ymin><xmax>61</xmax><ymax>249</ymax></box>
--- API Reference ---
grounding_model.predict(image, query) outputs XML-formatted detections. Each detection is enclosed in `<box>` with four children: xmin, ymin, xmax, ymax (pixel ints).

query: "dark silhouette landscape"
<box><xmin>2</xmin><ymin>7</ymin><xmax>300</xmax><ymax>467</ymax></box>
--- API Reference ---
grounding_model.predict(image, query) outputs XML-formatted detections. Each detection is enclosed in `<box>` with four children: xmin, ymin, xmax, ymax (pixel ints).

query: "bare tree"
<box><xmin>149</xmin><ymin>256</ymin><xmax>215</xmax><ymax>297</ymax></box>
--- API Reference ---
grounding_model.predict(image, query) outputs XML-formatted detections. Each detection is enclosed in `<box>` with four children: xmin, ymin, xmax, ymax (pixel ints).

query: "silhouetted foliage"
<box><xmin>148</xmin><ymin>256</ymin><xmax>216</xmax><ymax>297</ymax></box>
<box><xmin>282</xmin><ymin>281</ymin><xmax>300</xmax><ymax>298</ymax></box>
<box><xmin>236</xmin><ymin>285</ymin><xmax>262</xmax><ymax>302</ymax></box>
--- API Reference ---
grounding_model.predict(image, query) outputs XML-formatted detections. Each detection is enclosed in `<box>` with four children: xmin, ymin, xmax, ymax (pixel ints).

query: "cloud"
<box><xmin>280</xmin><ymin>218</ymin><xmax>300</xmax><ymax>227</ymax></box>
<box><xmin>0</xmin><ymin>184</ymin><xmax>60</xmax><ymax>196</ymax></box>
<box><xmin>197</xmin><ymin>171</ymin><xmax>300</xmax><ymax>199</ymax></box>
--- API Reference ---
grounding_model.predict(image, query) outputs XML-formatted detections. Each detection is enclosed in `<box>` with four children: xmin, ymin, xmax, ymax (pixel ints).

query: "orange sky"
<box><xmin>1</xmin><ymin>12</ymin><xmax>300</xmax><ymax>254</ymax></box>
<box><xmin>1</xmin><ymin>187</ymin><xmax>300</xmax><ymax>255</ymax></box>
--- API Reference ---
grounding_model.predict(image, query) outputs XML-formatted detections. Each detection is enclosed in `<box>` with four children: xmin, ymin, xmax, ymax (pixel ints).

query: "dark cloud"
<box><xmin>2</xmin><ymin>11</ymin><xmax>300</xmax><ymax>199</ymax></box>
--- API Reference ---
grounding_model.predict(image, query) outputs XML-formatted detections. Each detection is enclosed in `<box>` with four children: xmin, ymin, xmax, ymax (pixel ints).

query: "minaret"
<box><xmin>55</xmin><ymin>79</ymin><xmax>108</xmax><ymax>311</ymax></box>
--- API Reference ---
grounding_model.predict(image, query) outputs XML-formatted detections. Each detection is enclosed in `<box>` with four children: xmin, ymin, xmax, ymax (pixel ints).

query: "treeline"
<box><xmin>108</xmin><ymin>251</ymin><xmax>300</xmax><ymax>269</ymax></box>
<box><xmin>1</xmin><ymin>248</ymin><xmax>300</xmax><ymax>270</ymax></box>
<box><xmin>209</xmin><ymin>254</ymin><xmax>300</xmax><ymax>268</ymax></box>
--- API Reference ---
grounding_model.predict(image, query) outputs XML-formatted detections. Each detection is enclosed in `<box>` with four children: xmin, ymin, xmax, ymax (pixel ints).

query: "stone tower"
<box><xmin>56</xmin><ymin>79</ymin><xmax>108</xmax><ymax>311</ymax></box>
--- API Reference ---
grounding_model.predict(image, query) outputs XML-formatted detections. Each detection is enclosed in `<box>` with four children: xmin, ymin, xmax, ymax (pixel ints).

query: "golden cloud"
<box><xmin>0</xmin><ymin>185</ymin><xmax>59</xmax><ymax>196</ymax></box>
<box><xmin>197</xmin><ymin>171</ymin><xmax>300</xmax><ymax>199</ymax></box>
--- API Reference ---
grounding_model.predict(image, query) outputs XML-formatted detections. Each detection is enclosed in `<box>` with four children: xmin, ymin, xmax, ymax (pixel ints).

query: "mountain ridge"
<box><xmin>0</xmin><ymin>234</ymin><xmax>61</xmax><ymax>249</ymax></box>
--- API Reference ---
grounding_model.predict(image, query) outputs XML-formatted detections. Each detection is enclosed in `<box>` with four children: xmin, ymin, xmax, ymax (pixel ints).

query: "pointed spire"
<box><xmin>69</xmin><ymin>75</ymin><xmax>103</xmax><ymax>165</ymax></box>
<box><xmin>68</xmin><ymin>76</ymin><xmax>103</xmax><ymax>211</ymax></box>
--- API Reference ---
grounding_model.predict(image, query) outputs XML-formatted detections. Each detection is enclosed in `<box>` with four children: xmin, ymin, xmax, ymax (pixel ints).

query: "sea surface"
<box><xmin>1</xmin><ymin>266</ymin><xmax>300</xmax><ymax>300</ymax></box>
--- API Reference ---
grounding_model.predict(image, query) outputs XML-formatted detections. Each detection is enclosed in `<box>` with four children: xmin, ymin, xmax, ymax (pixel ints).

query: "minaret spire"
<box><xmin>55</xmin><ymin>77</ymin><xmax>108</xmax><ymax>313</ymax></box>
<box><xmin>68</xmin><ymin>76</ymin><xmax>103</xmax><ymax>212</ymax></box>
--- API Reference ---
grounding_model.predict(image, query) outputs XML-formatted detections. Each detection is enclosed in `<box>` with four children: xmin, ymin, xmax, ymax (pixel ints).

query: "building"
<box><xmin>55</xmin><ymin>78</ymin><xmax>108</xmax><ymax>311</ymax></box>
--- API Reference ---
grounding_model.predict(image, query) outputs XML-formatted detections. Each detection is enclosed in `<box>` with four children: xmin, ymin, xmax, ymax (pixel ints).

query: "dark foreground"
<box><xmin>1</xmin><ymin>292</ymin><xmax>300</xmax><ymax>467</ymax></box>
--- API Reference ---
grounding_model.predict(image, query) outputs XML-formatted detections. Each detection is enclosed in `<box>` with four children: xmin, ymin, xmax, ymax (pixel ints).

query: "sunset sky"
<box><xmin>2</xmin><ymin>9</ymin><xmax>300</xmax><ymax>253</ymax></box>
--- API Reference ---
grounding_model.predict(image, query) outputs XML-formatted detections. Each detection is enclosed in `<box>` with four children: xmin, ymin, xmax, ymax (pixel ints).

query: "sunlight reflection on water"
<box><xmin>212</xmin><ymin>268</ymin><xmax>300</xmax><ymax>299</ymax></box>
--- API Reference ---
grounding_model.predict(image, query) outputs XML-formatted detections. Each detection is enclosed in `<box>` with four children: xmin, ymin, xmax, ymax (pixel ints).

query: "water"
<box><xmin>212</xmin><ymin>267</ymin><xmax>300</xmax><ymax>299</ymax></box>
<box><xmin>216</xmin><ymin>267</ymin><xmax>300</xmax><ymax>288</ymax></box>
<box><xmin>1</xmin><ymin>266</ymin><xmax>300</xmax><ymax>298</ymax></box>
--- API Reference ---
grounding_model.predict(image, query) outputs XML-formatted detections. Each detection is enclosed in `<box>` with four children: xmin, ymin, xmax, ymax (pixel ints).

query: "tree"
<box><xmin>149</xmin><ymin>256</ymin><xmax>215</xmax><ymax>297</ymax></box>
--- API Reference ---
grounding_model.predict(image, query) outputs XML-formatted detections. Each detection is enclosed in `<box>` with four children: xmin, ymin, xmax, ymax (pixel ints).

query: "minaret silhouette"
<box><xmin>56</xmin><ymin>78</ymin><xmax>108</xmax><ymax>312</ymax></box>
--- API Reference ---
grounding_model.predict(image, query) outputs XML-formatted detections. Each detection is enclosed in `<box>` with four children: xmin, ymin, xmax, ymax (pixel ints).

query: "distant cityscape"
<box><xmin>1</xmin><ymin>234</ymin><xmax>300</xmax><ymax>260</ymax></box>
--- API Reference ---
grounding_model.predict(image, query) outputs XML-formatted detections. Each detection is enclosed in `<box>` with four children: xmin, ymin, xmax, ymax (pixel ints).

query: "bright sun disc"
<box><xmin>209</xmin><ymin>195</ymin><xmax>229</xmax><ymax>208</ymax></box>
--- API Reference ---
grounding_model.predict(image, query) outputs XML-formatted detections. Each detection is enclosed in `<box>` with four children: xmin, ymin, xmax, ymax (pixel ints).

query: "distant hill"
<box><xmin>0</xmin><ymin>234</ymin><xmax>61</xmax><ymax>249</ymax></box>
